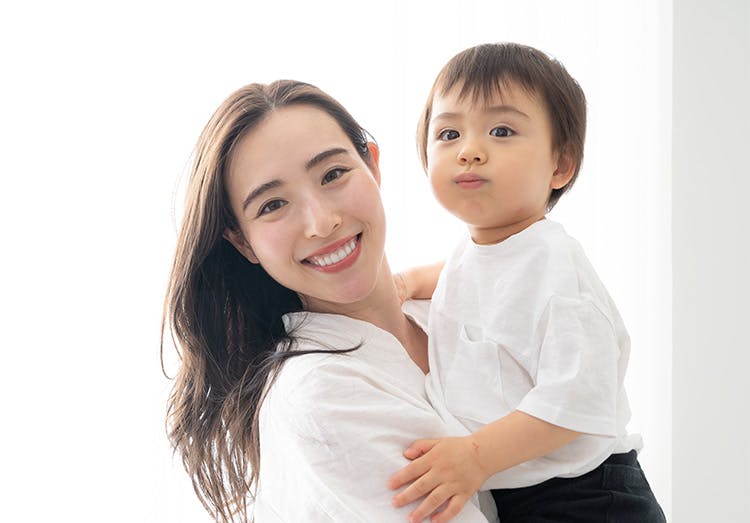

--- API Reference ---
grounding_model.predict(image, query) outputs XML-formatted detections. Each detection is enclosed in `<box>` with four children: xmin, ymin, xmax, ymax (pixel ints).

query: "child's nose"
<box><xmin>457</xmin><ymin>141</ymin><xmax>487</xmax><ymax>165</ymax></box>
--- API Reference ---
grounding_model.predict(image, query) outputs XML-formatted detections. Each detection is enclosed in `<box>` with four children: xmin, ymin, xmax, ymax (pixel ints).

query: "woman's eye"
<box><xmin>490</xmin><ymin>126</ymin><xmax>514</xmax><ymax>137</ymax></box>
<box><xmin>258</xmin><ymin>199</ymin><xmax>287</xmax><ymax>216</ymax></box>
<box><xmin>437</xmin><ymin>129</ymin><xmax>460</xmax><ymax>141</ymax></box>
<box><xmin>322</xmin><ymin>168</ymin><xmax>349</xmax><ymax>185</ymax></box>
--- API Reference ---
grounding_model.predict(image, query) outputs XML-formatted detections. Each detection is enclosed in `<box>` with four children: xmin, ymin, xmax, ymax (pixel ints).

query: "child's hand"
<box><xmin>387</xmin><ymin>437</ymin><xmax>489</xmax><ymax>523</ymax></box>
<box><xmin>394</xmin><ymin>272</ymin><xmax>410</xmax><ymax>304</ymax></box>
<box><xmin>393</xmin><ymin>262</ymin><xmax>444</xmax><ymax>303</ymax></box>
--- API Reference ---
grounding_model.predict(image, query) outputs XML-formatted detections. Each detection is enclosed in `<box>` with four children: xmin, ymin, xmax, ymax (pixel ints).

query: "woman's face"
<box><xmin>224</xmin><ymin>105</ymin><xmax>387</xmax><ymax>312</ymax></box>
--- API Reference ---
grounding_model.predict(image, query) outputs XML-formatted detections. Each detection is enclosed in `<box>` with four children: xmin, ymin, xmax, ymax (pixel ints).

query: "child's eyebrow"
<box><xmin>432</xmin><ymin>105</ymin><xmax>530</xmax><ymax>123</ymax></box>
<box><xmin>485</xmin><ymin>105</ymin><xmax>531</xmax><ymax>120</ymax></box>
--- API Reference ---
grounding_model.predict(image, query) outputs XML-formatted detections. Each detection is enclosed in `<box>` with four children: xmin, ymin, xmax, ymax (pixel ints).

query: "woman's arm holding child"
<box><xmin>388</xmin><ymin>411</ymin><xmax>580</xmax><ymax>523</ymax></box>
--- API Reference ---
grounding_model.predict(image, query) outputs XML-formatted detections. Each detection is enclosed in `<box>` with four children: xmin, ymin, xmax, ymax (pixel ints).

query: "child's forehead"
<box><xmin>434</xmin><ymin>78</ymin><xmax>543</xmax><ymax>111</ymax></box>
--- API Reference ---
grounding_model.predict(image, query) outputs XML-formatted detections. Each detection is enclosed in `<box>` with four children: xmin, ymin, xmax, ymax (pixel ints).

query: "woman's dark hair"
<box><xmin>161</xmin><ymin>80</ymin><xmax>373</xmax><ymax>522</ymax></box>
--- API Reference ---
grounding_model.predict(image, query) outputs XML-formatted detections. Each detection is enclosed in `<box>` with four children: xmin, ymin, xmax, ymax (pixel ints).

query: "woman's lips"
<box><xmin>303</xmin><ymin>234</ymin><xmax>361</xmax><ymax>273</ymax></box>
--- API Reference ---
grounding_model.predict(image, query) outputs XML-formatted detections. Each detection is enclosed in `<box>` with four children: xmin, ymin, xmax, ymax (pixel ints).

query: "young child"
<box><xmin>388</xmin><ymin>43</ymin><xmax>665</xmax><ymax>523</ymax></box>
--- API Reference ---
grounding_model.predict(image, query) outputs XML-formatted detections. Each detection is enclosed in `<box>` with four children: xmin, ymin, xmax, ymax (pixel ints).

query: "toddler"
<box><xmin>389</xmin><ymin>43</ymin><xmax>665</xmax><ymax>523</ymax></box>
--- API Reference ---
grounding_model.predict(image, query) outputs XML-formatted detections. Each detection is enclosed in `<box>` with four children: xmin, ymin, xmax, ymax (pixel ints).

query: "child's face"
<box><xmin>426</xmin><ymin>82</ymin><xmax>573</xmax><ymax>244</ymax></box>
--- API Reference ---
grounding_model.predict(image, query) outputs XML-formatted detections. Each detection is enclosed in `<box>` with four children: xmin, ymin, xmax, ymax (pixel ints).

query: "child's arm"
<box><xmin>395</xmin><ymin>261</ymin><xmax>445</xmax><ymax>303</ymax></box>
<box><xmin>388</xmin><ymin>411</ymin><xmax>580</xmax><ymax>523</ymax></box>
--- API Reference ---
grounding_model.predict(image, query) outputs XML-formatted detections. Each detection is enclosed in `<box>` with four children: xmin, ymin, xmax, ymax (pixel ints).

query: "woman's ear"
<box><xmin>223</xmin><ymin>228</ymin><xmax>259</xmax><ymax>264</ymax></box>
<box><xmin>367</xmin><ymin>142</ymin><xmax>380</xmax><ymax>166</ymax></box>
<box><xmin>366</xmin><ymin>142</ymin><xmax>382</xmax><ymax>186</ymax></box>
<box><xmin>550</xmin><ymin>148</ymin><xmax>576</xmax><ymax>190</ymax></box>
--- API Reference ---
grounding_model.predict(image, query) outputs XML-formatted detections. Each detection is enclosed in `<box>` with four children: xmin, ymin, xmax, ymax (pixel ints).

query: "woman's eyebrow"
<box><xmin>242</xmin><ymin>179</ymin><xmax>283</xmax><ymax>212</ymax></box>
<box><xmin>240</xmin><ymin>148</ymin><xmax>351</xmax><ymax>212</ymax></box>
<box><xmin>305</xmin><ymin>147</ymin><xmax>350</xmax><ymax>170</ymax></box>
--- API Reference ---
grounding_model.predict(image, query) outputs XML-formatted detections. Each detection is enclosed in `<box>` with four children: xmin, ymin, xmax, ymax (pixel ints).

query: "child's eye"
<box><xmin>490</xmin><ymin>126</ymin><xmax>514</xmax><ymax>137</ymax></box>
<box><xmin>257</xmin><ymin>199</ymin><xmax>287</xmax><ymax>216</ymax></box>
<box><xmin>437</xmin><ymin>129</ymin><xmax>460</xmax><ymax>141</ymax></box>
<box><xmin>322</xmin><ymin>167</ymin><xmax>350</xmax><ymax>185</ymax></box>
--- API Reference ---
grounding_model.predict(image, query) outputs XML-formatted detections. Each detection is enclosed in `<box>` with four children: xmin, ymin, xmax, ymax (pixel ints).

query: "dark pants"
<box><xmin>491</xmin><ymin>451</ymin><xmax>666</xmax><ymax>522</ymax></box>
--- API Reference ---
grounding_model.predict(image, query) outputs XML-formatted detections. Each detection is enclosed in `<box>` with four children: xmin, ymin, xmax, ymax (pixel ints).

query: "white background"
<box><xmin>672</xmin><ymin>1</ymin><xmax>750</xmax><ymax>522</ymax></box>
<box><xmin>0</xmin><ymin>1</ymin><xmax>680</xmax><ymax>521</ymax></box>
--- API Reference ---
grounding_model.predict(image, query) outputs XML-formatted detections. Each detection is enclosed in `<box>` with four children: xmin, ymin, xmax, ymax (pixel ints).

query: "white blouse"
<box><xmin>252</xmin><ymin>300</ymin><xmax>498</xmax><ymax>522</ymax></box>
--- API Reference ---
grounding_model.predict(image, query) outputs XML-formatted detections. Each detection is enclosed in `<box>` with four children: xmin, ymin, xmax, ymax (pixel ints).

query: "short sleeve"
<box><xmin>271</xmin><ymin>360</ymin><xmax>494</xmax><ymax>522</ymax></box>
<box><xmin>516</xmin><ymin>295</ymin><xmax>620</xmax><ymax>436</ymax></box>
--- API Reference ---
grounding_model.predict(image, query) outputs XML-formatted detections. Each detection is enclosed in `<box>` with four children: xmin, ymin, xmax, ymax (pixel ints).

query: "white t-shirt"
<box><xmin>427</xmin><ymin>219</ymin><xmax>643</xmax><ymax>489</ymax></box>
<box><xmin>253</xmin><ymin>300</ymin><xmax>498</xmax><ymax>522</ymax></box>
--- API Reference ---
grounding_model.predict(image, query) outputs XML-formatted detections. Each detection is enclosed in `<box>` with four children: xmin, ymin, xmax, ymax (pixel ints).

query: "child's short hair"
<box><xmin>417</xmin><ymin>43</ymin><xmax>587</xmax><ymax>210</ymax></box>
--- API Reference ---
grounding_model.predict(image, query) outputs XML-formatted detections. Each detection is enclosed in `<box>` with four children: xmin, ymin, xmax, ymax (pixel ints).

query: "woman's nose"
<box><xmin>303</xmin><ymin>197</ymin><xmax>342</xmax><ymax>239</ymax></box>
<box><xmin>457</xmin><ymin>139</ymin><xmax>487</xmax><ymax>165</ymax></box>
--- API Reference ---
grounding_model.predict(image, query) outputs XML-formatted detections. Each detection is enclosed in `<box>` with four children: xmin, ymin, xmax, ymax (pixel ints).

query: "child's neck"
<box><xmin>469</xmin><ymin>215</ymin><xmax>546</xmax><ymax>245</ymax></box>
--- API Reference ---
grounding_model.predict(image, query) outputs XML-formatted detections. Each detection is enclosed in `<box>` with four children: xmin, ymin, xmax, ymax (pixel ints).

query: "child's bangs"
<box><xmin>435</xmin><ymin>63</ymin><xmax>536</xmax><ymax>107</ymax></box>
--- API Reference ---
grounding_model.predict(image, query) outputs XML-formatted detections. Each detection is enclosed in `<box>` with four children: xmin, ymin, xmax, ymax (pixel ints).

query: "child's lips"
<box><xmin>454</xmin><ymin>173</ymin><xmax>487</xmax><ymax>189</ymax></box>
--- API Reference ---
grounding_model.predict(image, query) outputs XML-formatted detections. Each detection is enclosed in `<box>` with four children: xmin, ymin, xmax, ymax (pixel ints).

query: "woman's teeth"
<box><xmin>307</xmin><ymin>237</ymin><xmax>357</xmax><ymax>267</ymax></box>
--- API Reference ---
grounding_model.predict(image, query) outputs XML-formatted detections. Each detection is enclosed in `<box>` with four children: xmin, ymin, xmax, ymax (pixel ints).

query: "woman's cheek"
<box><xmin>249</xmin><ymin>222</ymin><xmax>292</xmax><ymax>265</ymax></box>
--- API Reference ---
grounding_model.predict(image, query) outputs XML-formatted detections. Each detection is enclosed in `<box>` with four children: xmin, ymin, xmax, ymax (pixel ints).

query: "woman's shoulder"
<box><xmin>266</xmin><ymin>329</ymin><xmax>369</xmax><ymax>406</ymax></box>
<box><xmin>270</xmin><ymin>347</ymin><xmax>338</xmax><ymax>390</ymax></box>
<box><xmin>283</xmin><ymin>311</ymin><xmax>371</xmax><ymax>348</ymax></box>
<box><xmin>260</xmin><ymin>350</ymin><xmax>353</xmax><ymax>429</ymax></box>
<box><xmin>270</xmin><ymin>307</ymin><xmax>431</xmax><ymax>411</ymax></box>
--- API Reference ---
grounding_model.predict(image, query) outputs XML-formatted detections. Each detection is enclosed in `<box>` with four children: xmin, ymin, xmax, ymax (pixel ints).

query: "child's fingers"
<box><xmin>404</xmin><ymin>438</ymin><xmax>438</xmax><ymax>460</ymax></box>
<box><xmin>391</xmin><ymin>469</ymin><xmax>439</xmax><ymax>508</ymax></box>
<box><xmin>394</xmin><ymin>273</ymin><xmax>408</xmax><ymax>303</ymax></box>
<box><xmin>388</xmin><ymin>455</ymin><xmax>431</xmax><ymax>491</ymax></box>
<box><xmin>430</xmin><ymin>495</ymin><xmax>469</xmax><ymax>523</ymax></box>
<box><xmin>407</xmin><ymin>485</ymin><xmax>452</xmax><ymax>523</ymax></box>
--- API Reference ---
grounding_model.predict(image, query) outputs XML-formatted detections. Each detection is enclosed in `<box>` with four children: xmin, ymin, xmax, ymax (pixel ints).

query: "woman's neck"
<box><xmin>302</xmin><ymin>259</ymin><xmax>429</xmax><ymax>372</ymax></box>
<box><xmin>309</xmin><ymin>260</ymin><xmax>408</xmax><ymax>332</ymax></box>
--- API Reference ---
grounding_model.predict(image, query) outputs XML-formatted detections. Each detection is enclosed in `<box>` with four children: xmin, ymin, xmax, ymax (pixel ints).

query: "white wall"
<box><xmin>0</xmin><ymin>1</ymin><xmax>672</xmax><ymax>521</ymax></box>
<box><xmin>672</xmin><ymin>1</ymin><xmax>750</xmax><ymax>521</ymax></box>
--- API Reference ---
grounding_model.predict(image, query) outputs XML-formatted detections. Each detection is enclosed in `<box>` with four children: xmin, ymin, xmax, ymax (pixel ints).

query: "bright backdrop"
<box><xmin>0</xmin><ymin>1</ymin><xmax>672</xmax><ymax>521</ymax></box>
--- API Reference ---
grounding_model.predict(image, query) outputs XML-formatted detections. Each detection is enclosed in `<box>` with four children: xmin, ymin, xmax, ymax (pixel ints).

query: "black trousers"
<box><xmin>491</xmin><ymin>451</ymin><xmax>666</xmax><ymax>522</ymax></box>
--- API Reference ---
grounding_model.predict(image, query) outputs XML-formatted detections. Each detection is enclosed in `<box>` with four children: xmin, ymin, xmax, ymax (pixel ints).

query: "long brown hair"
<box><xmin>417</xmin><ymin>42</ymin><xmax>587</xmax><ymax>210</ymax></box>
<box><xmin>162</xmin><ymin>80</ymin><xmax>373</xmax><ymax>522</ymax></box>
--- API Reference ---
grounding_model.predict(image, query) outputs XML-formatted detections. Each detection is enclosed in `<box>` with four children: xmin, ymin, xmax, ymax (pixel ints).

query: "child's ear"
<box><xmin>366</xmin><ymin>142</ymin><xmax>382</xmax><ymax>187</ymax></box>
<box><xmin>223</xmin><ymin>228</ymin><xmax>259</xmax><ymax>264</ymax></box>
<box><xmin>550</xmin><ymin>148</ymin><xmax>576</xmax><ymax>190</ymax></box>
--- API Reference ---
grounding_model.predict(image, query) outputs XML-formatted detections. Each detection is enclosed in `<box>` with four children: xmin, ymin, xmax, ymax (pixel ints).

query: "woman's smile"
<box><xmin>303</xmin><ymin>233</ymin><xmax>362</xmax><ymax>272</ymax></box>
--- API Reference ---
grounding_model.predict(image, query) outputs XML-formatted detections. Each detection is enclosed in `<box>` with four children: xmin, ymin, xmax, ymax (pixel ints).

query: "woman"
<box><xmin>162</xmin><ymin>80</ymin><xmax>497</xmax><ymax>522</ymax></box>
